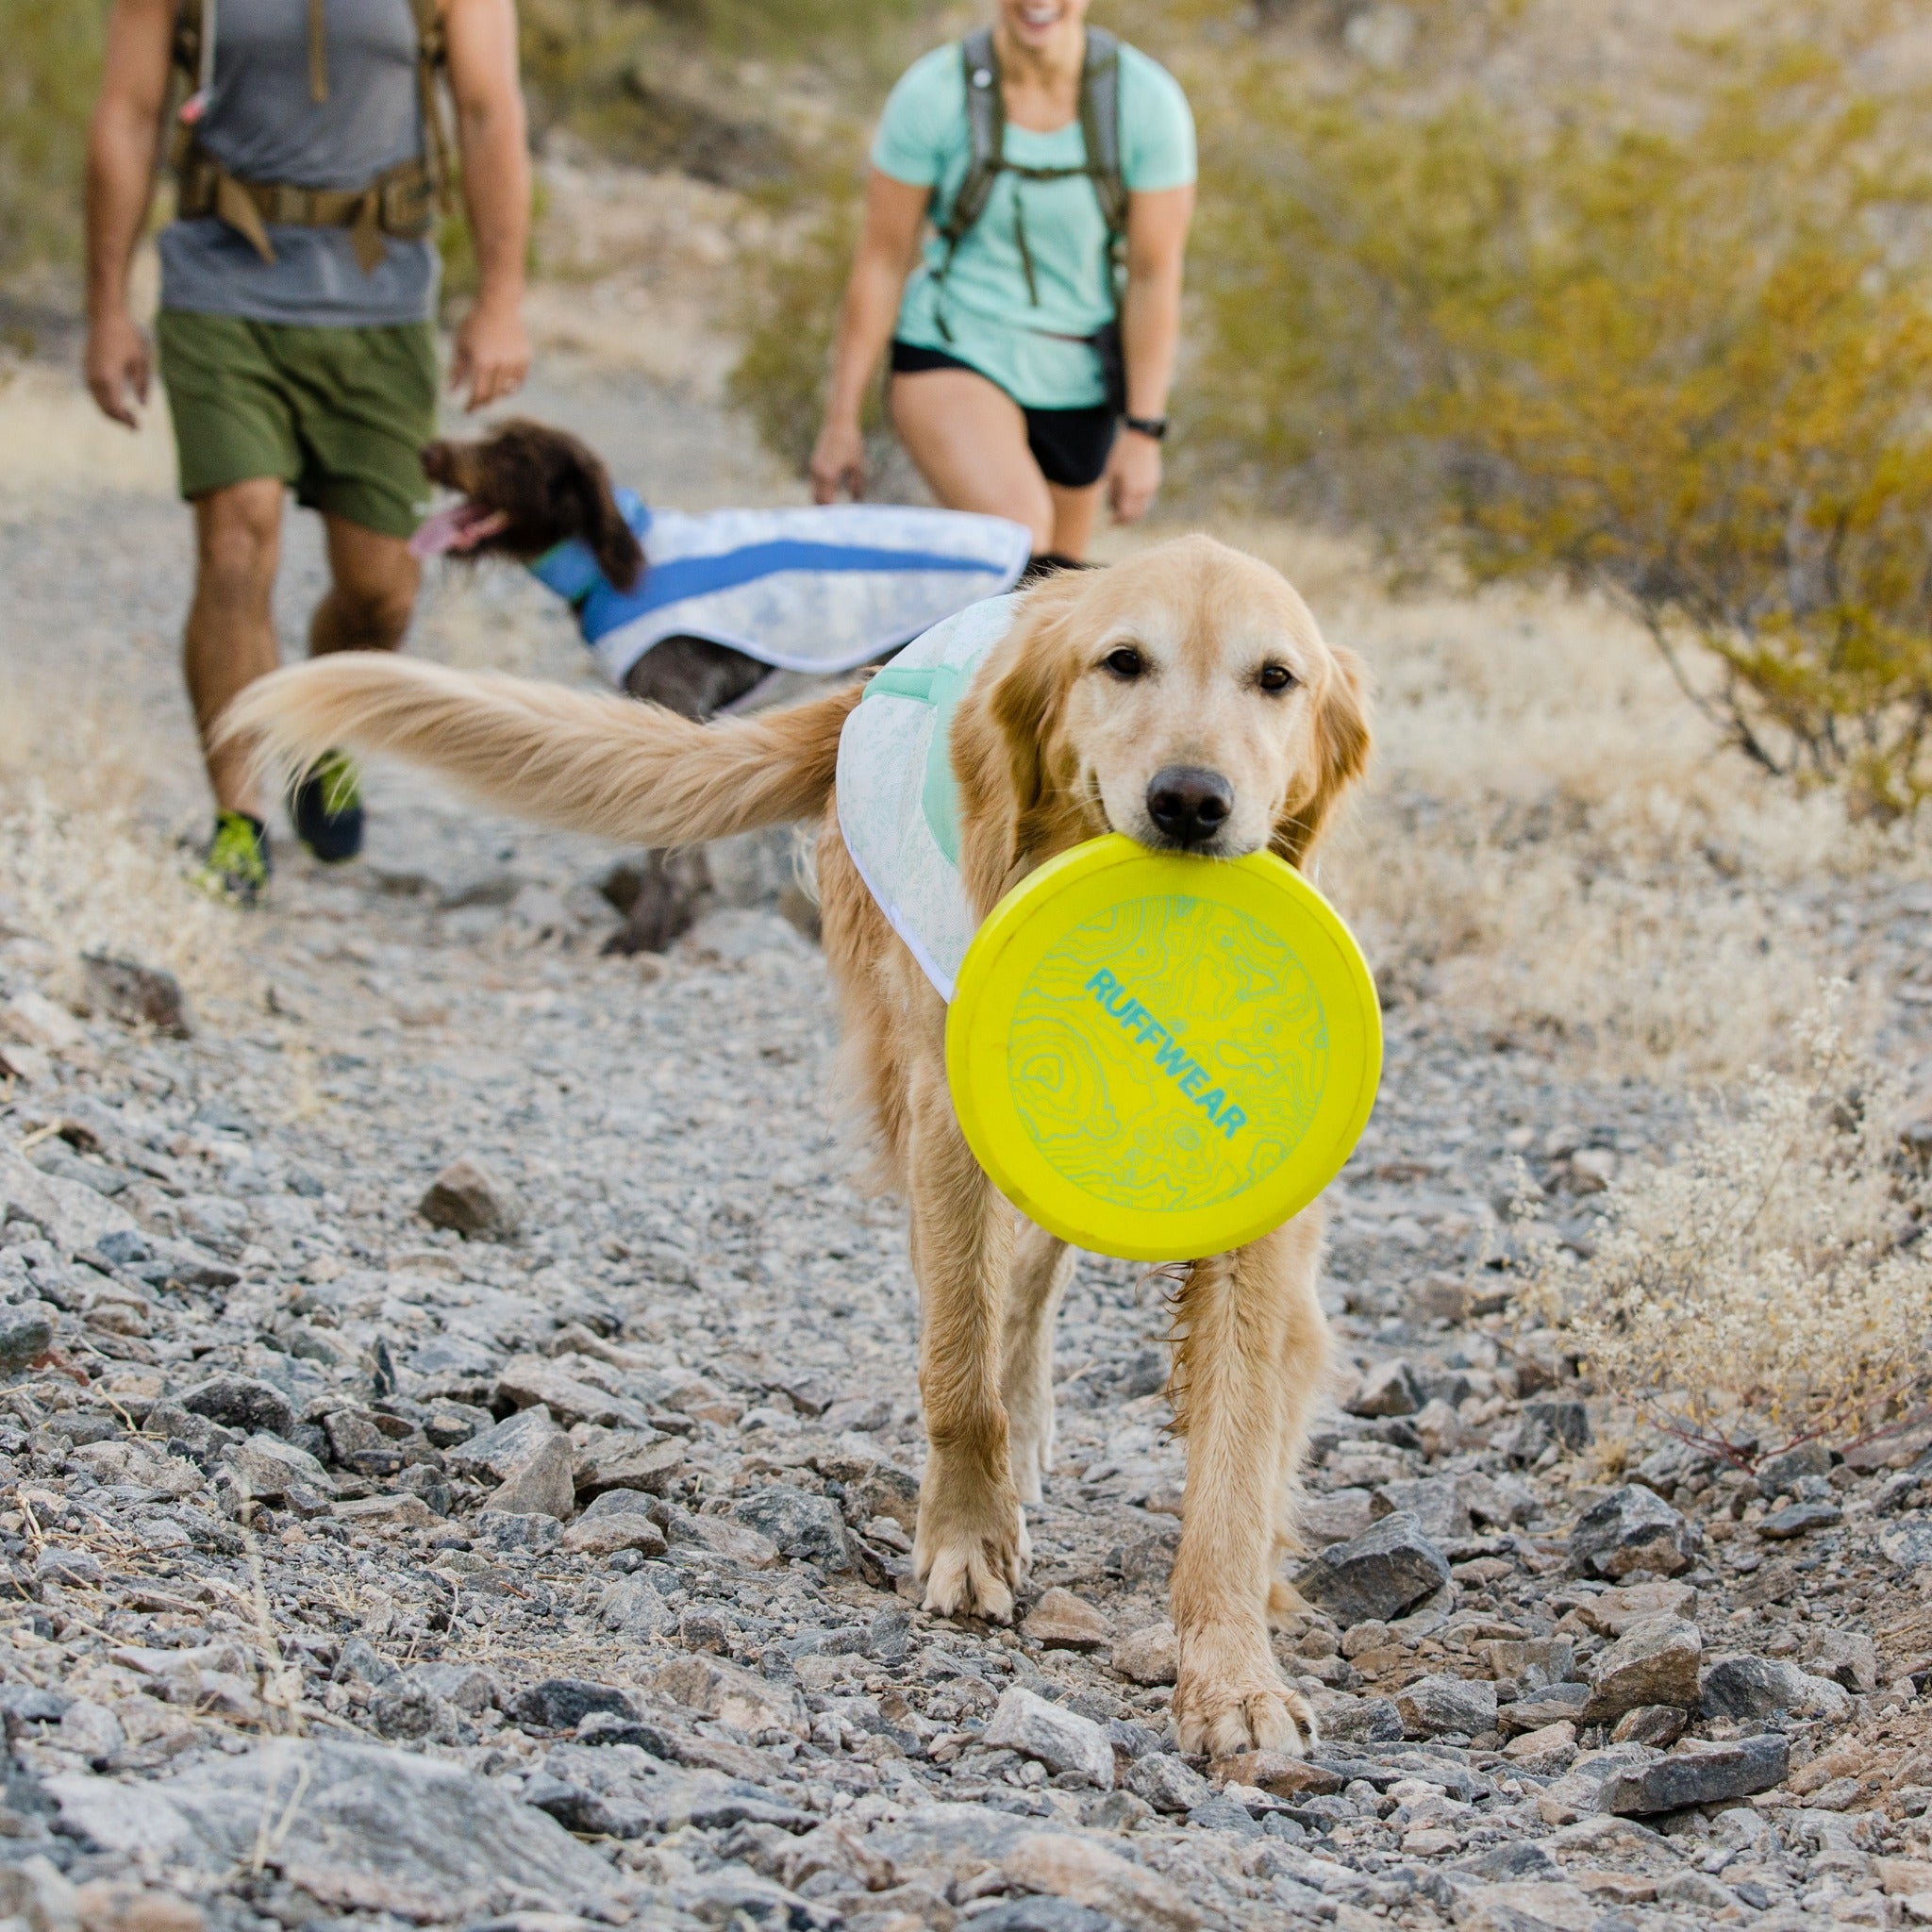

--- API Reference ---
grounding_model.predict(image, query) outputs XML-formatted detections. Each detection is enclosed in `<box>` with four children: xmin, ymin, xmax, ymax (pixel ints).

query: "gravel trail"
<box><xmin>0</xmin><ymin>357</ymin><xmax>1928</xmax><ymax>1932</ymax></box>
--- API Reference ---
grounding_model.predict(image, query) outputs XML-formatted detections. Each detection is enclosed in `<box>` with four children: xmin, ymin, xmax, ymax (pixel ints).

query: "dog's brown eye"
<box><xmin>1104</xmin><ymin>646</ymin><xmax>1144</xmax><ymax>680</ymax></box>
<box><xmin>1258</xmin><ymin>663</ymin><xmax>1297</xmax><ymax>693</ymax></box>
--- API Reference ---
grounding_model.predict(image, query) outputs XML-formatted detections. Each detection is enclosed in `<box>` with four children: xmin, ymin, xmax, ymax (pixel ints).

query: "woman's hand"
<box><xmin>85</xmin><ymin>308</ymin><xmax>151</xmax><ymax>428</ymax></box>
<box><xmin>810</xmin><ymin>416</ymin><xmax>868</xmax><ymax>504</ymax></box>
<box><xmin>1108</xmin><ymin>427</ymin><xmax>1163</xmax><ymax>525</ymax></box>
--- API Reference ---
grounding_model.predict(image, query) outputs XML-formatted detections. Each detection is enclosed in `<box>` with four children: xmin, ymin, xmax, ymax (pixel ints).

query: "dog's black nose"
<box><xmin>1145</xmin><ymin>766</ymin><xmax>1233</xmax><ymax>847</ymax></box>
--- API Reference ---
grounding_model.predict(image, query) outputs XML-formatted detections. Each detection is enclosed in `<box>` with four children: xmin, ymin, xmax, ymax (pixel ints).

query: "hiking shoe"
<box><xmin>291</xmin><ymin>750</ymin><xmax>365</xmax><ymax>863</ymax></box>
<box><xmin>192</xmin><ymin>810</ymin><xmax>273</xmax><ymax>906</ymax></box>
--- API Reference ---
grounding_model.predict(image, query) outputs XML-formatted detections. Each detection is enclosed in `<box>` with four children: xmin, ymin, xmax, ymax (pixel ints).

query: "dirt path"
<box><xmin>0</xmin><ymin>342</ymin><xmax>1928</xmax><ymax>1932</ymax></box>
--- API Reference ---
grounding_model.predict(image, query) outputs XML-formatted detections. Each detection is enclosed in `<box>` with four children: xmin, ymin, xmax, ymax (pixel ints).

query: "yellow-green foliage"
<box><xmin>0</xmin><ymin>0</ymin><xmax>105</xmax><ymax>272</ymax></box>
<box><xmin>1196</xmin><ymin>37</ymin><xmax>1932</xmax><ymax>812</ymax></box>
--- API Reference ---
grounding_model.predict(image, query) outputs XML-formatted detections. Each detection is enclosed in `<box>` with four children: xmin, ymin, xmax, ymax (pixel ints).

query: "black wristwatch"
<box><xmin>1124</xmin><ymin>414</ymin><xmax>1169</xmax><ymax>441</ymax></box>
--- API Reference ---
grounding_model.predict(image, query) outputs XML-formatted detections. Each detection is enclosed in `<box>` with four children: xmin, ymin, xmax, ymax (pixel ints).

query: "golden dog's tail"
<box><xmin>217</xmin><ymin>653</ymin><xmax>860</xmax><ymax>846</ymax></box>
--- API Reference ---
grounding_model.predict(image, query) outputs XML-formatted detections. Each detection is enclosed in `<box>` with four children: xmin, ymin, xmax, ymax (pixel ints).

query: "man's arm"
<box><xmin>441</xmin><ymin>0</ymin><xmax>530</xmax><ymax>411</ymax></box>
<box><xmin>84</xmin><ymin>0</ymin><xmax>175</xmax><ymax>427</ymax></box>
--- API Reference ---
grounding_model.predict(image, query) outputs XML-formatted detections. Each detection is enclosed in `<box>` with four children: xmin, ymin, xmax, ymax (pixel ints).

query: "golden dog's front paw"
<box><xmin>1172</xmin><ymin>1645</ymin><xmax>1319</xmax><ymax>1758</ymax></box>
<box><xmin>915</xmin><ymin>1494</ymin><xmax>1030</xmax><ymax>1624</ymax></box>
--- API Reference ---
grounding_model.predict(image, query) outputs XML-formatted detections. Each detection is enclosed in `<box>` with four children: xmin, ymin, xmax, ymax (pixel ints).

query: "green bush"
<box><xmin>0</xmin><ymin>0</ymin><xmax>106</xmax><ymax>273</ymax></box>
<box><xmin>1193</xmin><ymin>39</ymin><xmax>1932</xmax><ymax>812</ymax></box>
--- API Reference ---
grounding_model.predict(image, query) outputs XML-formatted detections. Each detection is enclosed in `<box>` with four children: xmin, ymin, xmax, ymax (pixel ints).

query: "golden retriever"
<box><xmin>222</xmin><ymin>534</ymin><xmax>1372</xmax><ymax>1757</ymax></box>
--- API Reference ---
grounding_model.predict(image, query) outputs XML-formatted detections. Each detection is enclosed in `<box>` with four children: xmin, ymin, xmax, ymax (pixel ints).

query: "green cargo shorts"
<box><xmin>157</xmin><ymin>309</ymin><xmax>437</xmax><ymax>539</ymax></box>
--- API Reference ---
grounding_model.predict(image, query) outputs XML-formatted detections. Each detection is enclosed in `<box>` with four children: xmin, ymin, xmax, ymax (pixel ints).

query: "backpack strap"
<box><xmin>404</xmin><ymin>0</ymin><xmax>452</xmax><ymax>215</ymax></box>
<box><xmin>940</xmin><ymin>29</ymin><xmax>1006</xmax><ymax>250</ymax></box>
<box><xmin>1078</xmin><ymin>26</ymin><xmax>1127</xmax><ymax>242</ymax></box>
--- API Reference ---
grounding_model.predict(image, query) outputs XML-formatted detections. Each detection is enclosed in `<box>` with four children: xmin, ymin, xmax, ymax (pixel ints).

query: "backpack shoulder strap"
<box><xmin>1078</xmin><ymin>25</ymin><xmax>1127</xmax><ymax>238</ymax></box>
<box><xmin>939</xmin><ymin>28</ymin><xmax>1006</xmax><ymax>246</ymax></box>
<box><xmin>404</xmin><ymin>0</ymin><xmax>452</xmax><ymax>210</ymax></box>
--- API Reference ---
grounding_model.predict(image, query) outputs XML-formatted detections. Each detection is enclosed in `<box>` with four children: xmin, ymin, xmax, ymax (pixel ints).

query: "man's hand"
<box><xmin>1108</xmin><ymin>428</ymin><xmax>1163</xmax><ymax>525</ymax></box>
<box><xmin>85</xmin><ymin>308</ymin><xmax>152</xmax><ymax>428</ymax></box>
<box><xmin>450</xmin><ymin>297</ymin><xmax>529</xmax><ymax>411</ymax></box>
<box><xmin>809</xmin><ymin>417</ymin><xmax>867</xmax><ymax>503</ymax></box>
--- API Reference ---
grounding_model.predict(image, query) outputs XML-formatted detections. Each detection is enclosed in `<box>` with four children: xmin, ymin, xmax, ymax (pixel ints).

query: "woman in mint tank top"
<box><xmin>808</xmin><ymin>0</ymin><xmax>1195</xmax><ymax>565</ymax></box>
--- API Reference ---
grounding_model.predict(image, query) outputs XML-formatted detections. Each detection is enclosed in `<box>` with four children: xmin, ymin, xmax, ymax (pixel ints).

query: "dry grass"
<box><xmin>1518</xmin><ymin>988</ymin><xmax>1932</xmax><ymax>1461</ymax></box>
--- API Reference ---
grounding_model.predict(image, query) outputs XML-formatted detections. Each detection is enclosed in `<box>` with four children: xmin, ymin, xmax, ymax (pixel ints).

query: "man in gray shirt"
<box><xmin>83</xmin><ymin>0</ymin><xmax>531</xmax><ymax>899</ymax></box>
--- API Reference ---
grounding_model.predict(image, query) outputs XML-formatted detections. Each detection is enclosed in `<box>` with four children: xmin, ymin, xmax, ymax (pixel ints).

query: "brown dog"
<box><xmin>222</xmin><ymin>536</ymin><xmax>1372</xmax><ymax>1757</ymax></box>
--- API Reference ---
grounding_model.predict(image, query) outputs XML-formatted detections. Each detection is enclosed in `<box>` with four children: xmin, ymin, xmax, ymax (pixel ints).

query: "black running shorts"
<box><xmin>889</xmin><ymin>341</ymin><xmax>1118</xmax><ymax>491</ymax></box>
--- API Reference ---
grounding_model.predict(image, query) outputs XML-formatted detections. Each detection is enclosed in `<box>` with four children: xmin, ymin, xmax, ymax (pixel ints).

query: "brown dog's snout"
<box><xmin>1146</xmin><ymin>765</ymin><xmax>1233</xmax><ymax>847</ymax></box>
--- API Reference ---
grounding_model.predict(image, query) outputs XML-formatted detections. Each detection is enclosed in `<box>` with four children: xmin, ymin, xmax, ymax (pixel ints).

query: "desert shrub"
<box><xmin>1518</xmin><ymin>990</ymin><xmax>1932</xmax><ymax>1464</ymax></box>
<box><xmin>0</xmin><ymin>0</ymin><xmax>105</xmax><ymax>272</ymax></box>
<box><xmin>1193</xmin><ymin>33</ymin><xmax>1932</xmax><ymax>812</ymax></box>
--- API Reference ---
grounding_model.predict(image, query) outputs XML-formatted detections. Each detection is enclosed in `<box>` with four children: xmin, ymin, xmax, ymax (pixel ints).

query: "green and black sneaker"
<box><xmin>192</xmin><ymin>810</ymin><xmax>273</xmax><ymax>907</ymax></box>
<box><xmin>291</xmin><ymin>749</ymin><xmax>365</xmax><ymax>863</ymax></box>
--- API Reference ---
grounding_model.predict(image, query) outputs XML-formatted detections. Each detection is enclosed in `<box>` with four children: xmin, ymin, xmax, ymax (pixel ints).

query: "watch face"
<box><xmin>947</xmin><ymin>834</ymin><xmax>1382</xmax><ymax>1260</ymax></box>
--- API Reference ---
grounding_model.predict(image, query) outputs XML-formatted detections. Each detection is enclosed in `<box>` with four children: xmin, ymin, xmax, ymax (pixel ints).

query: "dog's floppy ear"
<box><xmin>564</xmin><ymin>447</ymin><xmax>644</xmax><ymax>593</ymax></box>
<box><xmin>952</xmin><ymin>575</ymin><xmax>1083</xmax><ymax>918</ymax></box>
<box><xmin>1274</xmin><ymin>642</ymin><xmax>1372</xmax><ymax>870</ymax></box>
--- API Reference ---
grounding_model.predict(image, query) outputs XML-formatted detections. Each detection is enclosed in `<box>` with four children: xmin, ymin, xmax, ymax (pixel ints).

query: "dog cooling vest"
<box><xmin>835</xmin><ymin>594</ymin><xmax>1019</xmax><ymax>1001</ymax></box>
<box><xmin>530</xmin><ymin>490</ymin><xmax>1031</xmax><ymax>689</ymax></box>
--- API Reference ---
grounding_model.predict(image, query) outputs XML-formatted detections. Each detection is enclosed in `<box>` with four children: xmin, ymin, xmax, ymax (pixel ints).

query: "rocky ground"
<box><xmin>2</xmin><ymin>346</ymin><xmax>1932</xmax><ymax>1932</ymax></box>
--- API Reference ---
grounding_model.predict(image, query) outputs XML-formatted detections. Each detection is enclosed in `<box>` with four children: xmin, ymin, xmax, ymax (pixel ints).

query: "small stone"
<box><xmin>1756</xmin><ymin>1500</ymin><xmax>1842</xmax><ymax>1539</ymax></box>
<box><xmin>1351</xmin><ymin>1358</ymin><xmax>1423</xmax><ymax>1417</ymax></box>
<box><xmin>475</xmin><ymin>1509</ymin><xmax>561</xmax><ymax>1552</ymax></box>
<box><xmin>1412</xmin><ymin>1398</ymin><xmax>1462</xmax><ymax>1458</ymax></box>
<box><xmin>488</xmin><ymin>1434</ymin><xmax>575</xmax><ymax>1520</ymax></box>
<box><xmin>664</xmin><ymin>1511</ymin><xmax>780</xmax><ymax>1568</ymax></box>
<box><xmin>1024</xmin><ymin>1588</ymin><xmax>1110</xmax><ymax>1652</ymax></box>
<box><xmin>655</xmin><ymin>1655</ymin><xmax>808</xmax><ymax>1737</ymax></box>
<box><xmin>1301</xmin><ymin>1489</ymin><xmax>1375</xmax><ymax>1545</ymax></box>
<box><xmin>221</xmin><ymin>1433</ymin><xmax>336</xmax><ymax>1505</ymax></box>
<box><xmin>1699</xmin><ymin>1654</ymin><xmax>1850</xmax><ymax>1721</ymax></box>
<box><xmin>1314</xmin><ymin>1692</ymin><xmax>1405</xmax><ymax>1744</ymax></box>
<box><xmin>1505</xmin><ymin>1721</ymin><xmax>1577</xmax><ymax>1766</ymax></box>
<box><xmin>1610</xmin><ymin>1705</ymin><xmax>1687</xmax><ymax>1748</ymax></box>
<box><xmin>1582</xmin><ymin>1617</ymin><xmax>1702</xmax><ymax>1723</ymax></box>
<box><xmin>494</xmin><ymin>1355</ymin><xmax>651</xmax><ymax>1431</ymax></box>
<box><xmin>60</xmin><ymin>1700</ymin><xmax>125</xmax><ymax>1759</ymax></box>
<box><xmin>1124</xmin><ymin>1752</ymin><xmax>1211</xmax><ymax>1813</ymax></box>
<box><xmin>1476</xmin><ymin>1638</ymin><xmax>1574</xmax><ymax>1691</ymax></box>
<box><xmin>1579</xmin><ymin>1579</ymin><xmax>1698</xmax><ymax>1636</ymax></box>
<box><xmin>401</xmin><ymin>1663</ymin><xmax>496</xmax><ymax>1715</ymax></box>
<box><xmin>418</xmin><ymin>1156</ymin><xmax>523</xmax><ymax>1237</ymax></box>
<box><xmin>1293</xmin><ymin>1510</ymin><xmax>1452</xmax><ymax>1625</ymax></box>
<box><xmin>983</xmin><ymin>1686</ymin><xmax>1114</xmax><ymax>1789</ymax></box>
<box><xmin>1213</xmin><ymin>1751</ymin><xmax>1341</xmax><ymax>1797</ymax></box>
<box><xmin>73</xmin><ymin>1880</ymin><xmax>206</xmax><ymax>1932</ymax></box>
<box><xmin>0</xmin><ymin>1305</ymin><xmax>54</xmax><ymax>1370</ymax></box>
<box><xmin>445</xmin><ymin>1406</ymin><xmax>564</xmax><ymax>1483</ymax></box>
<box><xmin>1754</xmin><ymin>1441</ymin><xmax>1833</xmax><ymax>1492</ymax></box>
<box><xmin>1500</xmin><ymin>1683</ymin><xmax>1591</xmax><ymax>1734</ymax></box>
<box><xmin>1396</xmin><ymin>1673</ymin><xmax>1497</xmax><ymax>1739</ymax></box>
<box><xmin>1187</xmin><ymin>1796</ymin><xmax>1262</xmax><ymax>1838</ymax></box>
<box><xmin>331</xmin><ymin>1493</ymin><xmax>435</xmax><ymax>1530</ymax></box>
<box><xmin>1512</xmin><ymin>1400</ymin><xmax>1593</xmax><ymax>1464</ymax></box>
<box><xmin>1602</xmin><ymin>1736</ymin><xmax>1789</xmax><ymax>1814</ymax></box>
<box><xmin>558</xmin><ymin>1511</ymin><xmax>665</xmax><ymax>1557</ymax></box>
<box><xmin>369</xmin><ymin>1683</ymin><xmax>461</xmax><ymax>1745</ymax></box>
<box><xmin>998</xmin><ymin>1831</ymin><xmax>1202</xmax><ymax>1932</ymax></box>
<box><xmin>1569</xmin><ymin>1486</ymin><xmax>1697</xmax><ymax>1578</ymax></box>
<box><xmin>1402</xmin><ymin>1825</ymin><xmax>1461</xmax><ymax>1857</ymax></box>
<box><xmin>574</xmin><ymin>1430</ymin><xmax>684</xmax><ymax>1499</ymax></box>
<box><xmin>510</xmin><ymin>1679</ymin><xmax>634</xmax><ymax>1731</ymax></box>
<box><xmin>1371</xmin><ymin>1475</ymin><xmax>1472</xmax><ymax>1541</ymax></box>
<box><xmin>1806</xmin><ymin>1628</ymin><xmax>1879</xmax><ymax>1693</ymax></box>
<box><xmin>730</xmin><ymin>1484</ymin><xmax>849</xmax><ymax>1568</ymax></box>
<box><xmin>178</xmin><ymin>1374</ymin><xmax>296</xmax><ymax>1440</ymax></box>
<box><xmin>80</xmin><ymin>954</ymin><xmax>191</xmax><ymax>1037</ymax></box>
<box><xmin>1112</xmin><ymin>1621</ymin><xmax>1178</xmax><ymax>1685</ymax></box>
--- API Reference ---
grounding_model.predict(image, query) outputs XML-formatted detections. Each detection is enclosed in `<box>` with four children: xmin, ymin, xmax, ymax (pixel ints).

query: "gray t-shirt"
<box><xmin>158</xmin><ymin>0</ymin><xmax>439</xmax><ymax>328</ymax></box>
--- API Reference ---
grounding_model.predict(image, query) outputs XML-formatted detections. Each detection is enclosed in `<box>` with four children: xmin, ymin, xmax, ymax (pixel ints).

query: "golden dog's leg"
<box><xmin>907</xmin><ymin>1069</ymin><xmax>1028</xmax><ymax>1623</ymax></box>
<box><xmin>1167</xmin><ymin>1216</ymin><xmax>1328</xmax><ymax>1757</ymax></box>
<box><xmin>1002</xmin><ymin>1221</ymin><xmax>1074</xmax><ymax>1507</ymax></box>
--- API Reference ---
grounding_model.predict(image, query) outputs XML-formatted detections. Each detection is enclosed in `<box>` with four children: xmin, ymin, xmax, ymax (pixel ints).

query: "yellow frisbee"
<box><xmin>945</xmin><ymin>835</ymin><xmax>1381</xmax><ymax>1262</ymax></box>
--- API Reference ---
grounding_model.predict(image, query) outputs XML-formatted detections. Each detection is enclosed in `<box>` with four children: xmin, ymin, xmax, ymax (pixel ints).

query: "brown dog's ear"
<box><xmin>952</xmin><ymin>576</ymin><xmax>1084</xmax><ymax>917</ymax></box>
<box><xmin>565</xmin><ymin>449</ymin><xmax>644</xmax><ymax>592</ymax></box>
<box><xmin>1274</xmin><ymin>642</ymin><xmax>1372</xmax><ymax>870</ymax></box>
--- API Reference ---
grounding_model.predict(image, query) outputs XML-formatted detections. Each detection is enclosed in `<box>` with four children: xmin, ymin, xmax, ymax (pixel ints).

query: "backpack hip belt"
<box><xmin>175</xmin><ymin>136</ymin><xmax>437</xmax><ymax>272</ymax></box>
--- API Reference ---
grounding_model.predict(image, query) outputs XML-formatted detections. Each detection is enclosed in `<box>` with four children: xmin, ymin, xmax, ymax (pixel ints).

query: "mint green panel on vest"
<box><xmin>836</xmin><ymin>595</ymin><xmax>1018</xmax><ymax>1000</ymax></box>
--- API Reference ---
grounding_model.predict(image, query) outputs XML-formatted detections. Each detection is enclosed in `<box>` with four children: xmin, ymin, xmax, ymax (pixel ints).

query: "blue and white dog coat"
<box><xmin>532</xmin><ymin>490</ymin><xmax>1031</xmax><ymax>689</ymax></box>
<box><xmin>836</xmin><ymin>595</ymin><xmax>1019</xmax><ymax>1001</ymax></box>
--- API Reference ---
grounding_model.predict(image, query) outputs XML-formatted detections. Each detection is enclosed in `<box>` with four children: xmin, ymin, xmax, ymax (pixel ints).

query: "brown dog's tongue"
<box><xmin>408</xmin><ymin>503</ymin><xmax>509</xmax><ymax>559</ymax></box>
